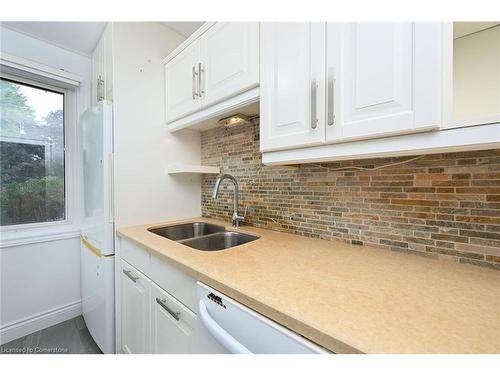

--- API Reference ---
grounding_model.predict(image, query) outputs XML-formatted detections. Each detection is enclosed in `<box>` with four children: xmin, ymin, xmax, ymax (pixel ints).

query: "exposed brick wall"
<box><xmin>201</xmin><ymin>121</ymin><xmax>500</xmax><ymax>270</ymax></box>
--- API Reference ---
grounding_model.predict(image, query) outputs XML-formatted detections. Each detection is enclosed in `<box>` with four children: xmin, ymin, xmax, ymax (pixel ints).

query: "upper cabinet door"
<box><xmin>103</xmin><ymin>24</ymin><xmax>113</xmax><ymax>102</ymax></box>
<box><xmin>326</xmin><ymin>23</ymin><xmax>442</xmax><ymax>143</ymax></box>
<box><xmin>165</xmin><ymin>39</ymin><xmax>202</xmax><ymax>123</ymax></box>
<box><xmin>444</xmin><ymin>22</ymin><xmax>500</xmax><ymax>129</ymax></box>
<box><xmin>260</xmin><ymin>23</ymin><xmax>326</xmax><ymax>152</ymax></box>
<box><xmin>200</xmin><ymin>22</ymin><xmax>259</xmax><ymax>107</ymax></box>
<box><xmin>92</xmin><ymin>24</ymin><xmax>113</xmax><ymax>104</ymax></box>
<box><xmin>92</xmin><ymin>37</ymin><xmax>105</xmax><ymax>104</ymax></box>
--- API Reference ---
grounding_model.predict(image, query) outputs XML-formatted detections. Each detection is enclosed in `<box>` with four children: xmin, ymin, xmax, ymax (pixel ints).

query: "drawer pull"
<box><xmin>156</xmin><ymin>297</ymin><xmax>181</xmax><ymax>321</ymax></box>
<box><xmin>123</xmin><ymin>269</ymin><xmax>138</xmax><ymax>283</ymax></box>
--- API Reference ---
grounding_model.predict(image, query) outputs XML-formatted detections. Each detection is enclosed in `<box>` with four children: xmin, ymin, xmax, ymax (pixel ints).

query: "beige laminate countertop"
<box><xmin>117</xmin><ymin>217</ymin><xmax>500</xmax><ymax>354</ymax></box>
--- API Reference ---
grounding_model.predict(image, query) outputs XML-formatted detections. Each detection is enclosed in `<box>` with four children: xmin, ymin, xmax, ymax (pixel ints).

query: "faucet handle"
<box><xmin>232</xmin><ymin>211</ymin><xmax>245</xmax><ymax>228</ymax></box>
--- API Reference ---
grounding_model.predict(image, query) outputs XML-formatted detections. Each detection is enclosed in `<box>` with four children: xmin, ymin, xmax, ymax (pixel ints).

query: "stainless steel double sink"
<box><xmin>148</xmin><ymin>222</ymin><xmax>259</xmax><ymax>251</ymax></box>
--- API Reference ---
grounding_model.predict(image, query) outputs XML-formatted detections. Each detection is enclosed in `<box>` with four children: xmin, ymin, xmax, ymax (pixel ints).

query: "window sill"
<box><xmin>0</xmin><ymin>223</ymin><xmax>81</xmax><ymax>249</ymax></box>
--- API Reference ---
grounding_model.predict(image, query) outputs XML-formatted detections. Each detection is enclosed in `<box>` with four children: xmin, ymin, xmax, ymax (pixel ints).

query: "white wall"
<box><xmin>112</xmin><ymin>23</ymin><xmax>202</xmax><ymax>353</ymax></box>
<box><xmin>0</xmin><ymin>23</ymin><xmax>203</xmax><ymax>347</ymax></box>
<box><xmin>453</xmin><ymin>25</ymin><xmax>500</xmax><ymax>123</ymax></box>
<box><xmin>0</xmin><ymin>25</ymin><xmax>92</xmax><ymax>116</ymax></box>
<box><xmin>0</xmin><ymin>238</ymin><xmax>81</xmax><ymax>343</ymax></box>
<box><xmin>112</xmin><ymin>22</ymin><xmax>202</xmax><ymax>228</ymax></box>
<box><xmin>0</xmin><ymin>26</ymin><xmax>92</xmax><ymax>344</ymax></box>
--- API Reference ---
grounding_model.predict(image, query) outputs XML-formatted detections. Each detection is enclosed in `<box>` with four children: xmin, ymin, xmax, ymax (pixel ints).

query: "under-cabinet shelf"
<box><xmin>166</xmin><ymin>164</ymin><xmax>220</xmax><ymax>175</ymax></box>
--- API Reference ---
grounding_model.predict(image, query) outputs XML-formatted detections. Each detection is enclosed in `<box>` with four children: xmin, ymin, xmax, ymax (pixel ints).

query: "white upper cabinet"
<box><xmin>91</xmin><ymin>35</ymin><xmax>104</xmax><ymax>104</ymax></box>
<box><xmin>200</xmin><ymin>22</ymin><xmax>259</xmax><ymax>107</ymax></box>
<box><xmin>444</xmin><ymin>22</ymin><xmax>500</xmax><ymax>129</ymax></box>
<box><xmin>259</xmin><ymin>22</ymin><xmax>500</xmax><ymax>165</ymax></box>
<box><xmin>92</xmin><ymin>24</ymin><xmax>113</xmax><ymax>104</ymax></box>
<box><xmin>165</xmin><ymin>39</ymin><xmax>202</xmax><ymax>122</ymax></box>
<box><xmin>325</xmin><ymin>23</ymin><xmax>442</xmax><ymax>143</ymax></box>
<box><xmin>120</xmin><ymin>260</ymin><xmax>150</xmax><ymax>354</ymax></box>
<box><xmin>164</xmin><ymin>22</ymin><xmax>260</xmax><ymax>128</ymax></box>
<box><xmin>150</xmin><ymin>282</ymin><xmax>197</xmax><ymax>354</ymax></box>
<box><xmin>260</xmin><ymin>23</ymin><xmax>326</xmax><ymax>152</ymax></box>
<box><xmin>259</xmin><ymin>22</ymin><xmax>444</xmax><ymax>154</ymax></box>
<box><xmin>103</xmin><ymin>25</ymin><xmax>113</xmax><ymax>101</ymax></box>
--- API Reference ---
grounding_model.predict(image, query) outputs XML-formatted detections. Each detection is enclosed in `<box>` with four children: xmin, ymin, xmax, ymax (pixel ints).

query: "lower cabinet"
<box><xmin>120</xmin><ymin>256</ymin><xmax>197</xmax><ymax>354</ymax></box>
<box><xmin>150</xmin><ymin>282</ymin><xmax>197</xmax><ymax>354</ymax></box>
<box><xmin>120</xmin><ymin>260</ymin><xmax>150</xmax><ymax>354</ymax></box>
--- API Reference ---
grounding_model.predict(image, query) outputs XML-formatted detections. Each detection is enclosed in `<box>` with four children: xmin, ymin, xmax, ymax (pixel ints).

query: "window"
<box><xmin>0</xmin><ymin>77</ymin><xmax>66</xmax><ymax>226</ymax></box>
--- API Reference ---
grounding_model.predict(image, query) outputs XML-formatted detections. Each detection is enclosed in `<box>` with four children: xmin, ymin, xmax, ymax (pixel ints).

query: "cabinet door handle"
<box><xmin>97</xmin><ymin>76</ymin><xmax>105</xmax><ymax>102</ymax></box>
<box><xmin>96</xmin><ymin>75</ymin><xmax>102</xmax><ymax>102</ymax></box>
<box><xmin>96</xmin><ymin>77</ymin><xmax>99</xmax><ymax>101</ymax></box>
<box><xmin>311</xmin><ymin>78</ymin><xmax>318</xmax><ymax>129</ymax></box>
<box><xmin>100</xmin><ymin>77</ymin><xmax>105</xmax><ymax>101</ymax></box>
<box><xmin>198</xmin><ymin>62</ymin><xmax>205</xmax><ymax>96</ymax></box>
<box><xmin>156</xmin><ymin>298</ymin><xmax>181</xmax><ymax>321</ymax></box>
<box><xmin>122</xmin><ymin>269</ymin><xmax>138</xmax><ymax>283</ymax></box>
<box><xmin>327</xmin><ymin>68</ymin><xmax>335</xmax><ymax>126</ymax></box>
<box><xmin>192</xmin><ymin>66</ymin><xmax>198</xmax><ymax>99</ymax></box>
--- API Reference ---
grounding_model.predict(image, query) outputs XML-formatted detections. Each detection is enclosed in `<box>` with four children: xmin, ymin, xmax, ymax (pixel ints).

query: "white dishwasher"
<box><xmin>196</xmin><ymin>282</ymin><xmax>329</xmax><ymax>354</ymax></box>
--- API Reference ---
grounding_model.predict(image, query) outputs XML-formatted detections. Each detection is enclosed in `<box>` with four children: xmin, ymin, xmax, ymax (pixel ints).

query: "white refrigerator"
<box><xmin>80</xmin><ymin>101</ymin><xmax>115</xmax><ymax>353</ymax></box>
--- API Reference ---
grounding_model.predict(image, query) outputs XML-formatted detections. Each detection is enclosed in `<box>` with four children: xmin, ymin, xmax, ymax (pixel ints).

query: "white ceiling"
<box><xmin>163</xmin><ymin>22</ymin><xmax>204</xmax><ymax>37</ymax></box>
<box><xmin>453</xmin><ymin>22</ymin><xmax>499</xmax><ymax>39</ymax></box>
<box><xmin>7</xmin><ymin>22</ymin><xmax>498</xmax><ymax>55</ymax></box>
<box><xmin>1</xmin><ymin>22</ymin><xmax>107</xmax><ymax>56</ymax></box>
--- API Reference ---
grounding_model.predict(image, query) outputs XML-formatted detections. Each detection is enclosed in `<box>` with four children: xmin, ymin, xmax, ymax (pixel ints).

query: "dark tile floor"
<box><xmin>0</xmin><ymin>316</ymin><xmax>102</xmax><ymax>354</ymax></box>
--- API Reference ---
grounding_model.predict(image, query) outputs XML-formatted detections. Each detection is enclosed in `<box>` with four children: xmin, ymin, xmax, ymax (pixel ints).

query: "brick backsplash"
<box><xmin>201</xmin><ymin>121</ymin><xmax>500</xmax><ymax>270</ymax></box>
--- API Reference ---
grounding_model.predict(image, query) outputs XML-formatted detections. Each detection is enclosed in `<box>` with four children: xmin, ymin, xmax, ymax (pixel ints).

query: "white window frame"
<box><xmin>0</xmin><ymin>72</ymin><xmax>78</xmax><ymax>238</ymax></box>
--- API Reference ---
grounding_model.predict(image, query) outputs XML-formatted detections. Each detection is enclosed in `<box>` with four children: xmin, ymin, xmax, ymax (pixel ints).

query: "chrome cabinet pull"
<box><xmin>327</xmin><ymin>68</ymin><xmax>335</xmax><ymax>126</ymax></box>
<box><xmin>198</xmin><ymin>62</ymin><xmax>205</xmax><ymax>96</ymax></box>
<box><xmin>192</xmin><ymin>66</ymin><xmax>198</xmax><ymax>99</ymax></box>
<box><xmin>97</xmin><ymin>75</ymin><xmax>100</xmax><ymax>101</ymax></box>
<box><xmin>311</xmin><ymin>78</ymin><xmax>318</xmax><ymax>129</ymax></box>
<box><xmin>96</xmin><ymin>76</ymin><xmax>100</xmax><ymax>101</ymax></box>
<box><xmin>156</xmin><ymin>298</ymin><xmax>181</xmax><ymax>321</ymax></box>
<box><xmin>100</xmin><ymin>77</ymin><xmax>105</xmax><ymax>101</ymax></box>
<box><xmin>122</xmin><ymin>269</ymin><xmax>138</xmax><ymax>283</ymax></box>
<box><xmin>97</xmin><ymin>76</ymin><xmax>105</xmax><ymax>102</ymax></box>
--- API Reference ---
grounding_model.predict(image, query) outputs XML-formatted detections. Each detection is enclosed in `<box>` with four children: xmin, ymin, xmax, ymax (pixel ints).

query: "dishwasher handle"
<box><xmin>198</xmin><ymin>300</ymin><xmax>251</xmax><ymax>354</ymax></box>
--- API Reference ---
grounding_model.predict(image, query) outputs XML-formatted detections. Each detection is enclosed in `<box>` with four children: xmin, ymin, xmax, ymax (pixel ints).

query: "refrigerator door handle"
<box><xmin>107</xmin><ymin>153</ymin><xmax>114</xmax><ymax>224</ymax></box>
<box><xmin>198</xmin><ymin>300</ymin><xmax>251</xmax><ymax>354</ymax></box>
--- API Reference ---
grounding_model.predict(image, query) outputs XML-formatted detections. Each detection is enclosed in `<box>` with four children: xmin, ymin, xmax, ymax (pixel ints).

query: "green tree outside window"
<box><xmin>0</xmin><ymin>78</ymin><xmax>65</xmax><ymax>226</ymax></box>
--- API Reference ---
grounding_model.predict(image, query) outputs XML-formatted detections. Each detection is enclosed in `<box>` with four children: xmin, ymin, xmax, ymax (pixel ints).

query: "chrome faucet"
<box><xmin>212</xmin><ymin>174</ymin><xmax>245</xmax><ymax>228</ymax></box>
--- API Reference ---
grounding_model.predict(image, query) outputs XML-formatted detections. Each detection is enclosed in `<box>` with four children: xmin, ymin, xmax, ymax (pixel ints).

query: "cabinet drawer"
<box><xmin>120</xmin><ymin>238</ymin><xmax>150</xmax><ymax>272</ymax></box>
<box><xmin>150</xmin><ymin>282</ymin><xmax>197</xmax><ymax>354</ymax></box>
<box><xmin>149</xmin><ymin>252</ymin><xmax>197</xmax><ymax>313</ymax></box>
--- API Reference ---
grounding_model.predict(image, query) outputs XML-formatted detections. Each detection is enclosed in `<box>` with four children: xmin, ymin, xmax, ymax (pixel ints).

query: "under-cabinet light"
<box><xmin>218</xmin><ymin>113</ymin><xmax>252</xmax><ymax>127</ymax></box>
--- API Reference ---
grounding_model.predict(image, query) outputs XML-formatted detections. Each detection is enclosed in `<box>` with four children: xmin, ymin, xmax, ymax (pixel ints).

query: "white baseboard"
<box><xmin>0</xmin><ymin>300</ymin><xmax>82</xmax><ymax>345</ymax></box>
